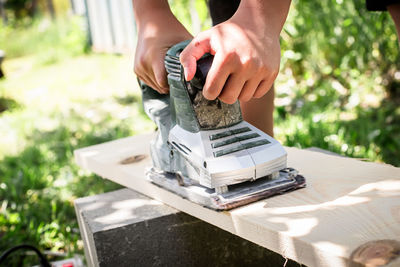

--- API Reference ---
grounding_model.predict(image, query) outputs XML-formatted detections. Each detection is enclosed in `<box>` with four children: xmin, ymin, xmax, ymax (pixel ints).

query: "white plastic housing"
<box><xmin>168</xmin><ymin>121</ymin><xmax>287</xmax><ymax>189</ymax></box>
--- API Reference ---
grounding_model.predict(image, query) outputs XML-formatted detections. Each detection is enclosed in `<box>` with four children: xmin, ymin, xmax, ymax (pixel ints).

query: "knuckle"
<box><xmin>271</xmin><ymin>68</ymin><xmax>279</xmax><ymax>78</ymax></box>
<box><xmin>203</xmin><ymin>87</ymin><xmax>218</xmax><ymax>100</ymax></box>
<box><xmin>203</xmin><ymin>85</ymin><xmax>219</xmax><ymax>100</ymax></box>
<box><xmin>255</xmin><ymin>62</ymin><xmax>265</xmax><ymax>73</ymax></box>
<box><xmin>241</xmin><ymin>60</ymin><xmax>251</xmax><ymax>70</ymax></box>
<box><xmin>238</xmin><ymin>87</ymin><xmax>253</xmax><ymax>102</ymax></box>
<box><xmin>219</xmin><ymin>93</ymin><xmax>237</xmax><ymax>104</ymax></box>
<box><xmin>242</xmin><ymin>57</ymin><xmax>255</xmax><ymax>69</ymax></box>
<box><xmin>133</xmin><ymin>66</ymin><xmax>144</xmax><ymax>77</ymax></box>
<box><xmin>253</xmin><ymin>92</ymin><xmax>264</xmax><ymax>99</ymax></box>
<box><xmin>137</xmin><ymin>54</ymin><xmax>147</xmax><ymax>66</ymax></box>
<box><xmin>194</xmin><ymin>40</ymin><xmax>202</xmax><ymax>48</ymax></box>
<box><xmin>263</xmin><ymin>64</ymin><xmax>278</xmax><ymax>77</ymax></box>
<box><xmin>254</xmin><ymin>86</ymin><xmax>268</xmax><ymax>98</ymax></box>
<box><xmin>238</xmin><ymin>94</ymin><xmax>251</xmax><ymax>102</ymax></box>
<box><xmin>223</xmin><ymin>51</ymin><xmax>237</xmax><ymax>64</ymax></box>
<box><xmin>259</xmin><ymin>64</ymin><xmax>270</xmax><ymax>75</ymax></box>
<box><xmin>225</xmin><ymin>98</ymin><xmax>237</xmax><ymax>105</ymax></box>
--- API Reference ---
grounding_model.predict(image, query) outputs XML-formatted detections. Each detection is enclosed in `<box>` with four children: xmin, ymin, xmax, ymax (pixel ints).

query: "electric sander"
<box><xmin>139</xmin><ymin>40</ymin><xmax>306</xmax><ymax>210</ymax></box>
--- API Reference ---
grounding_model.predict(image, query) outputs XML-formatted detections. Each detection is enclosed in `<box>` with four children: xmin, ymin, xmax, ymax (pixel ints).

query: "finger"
<box><xmin>253</xmin><ymin>79</ymin><xmax>273</xmax><ymax>99</ymax></box>
<box><xmin>180</xmin><ymin>33</ymin><xmax>213</xmax><ymax>81</ymax></box>
<box><xmin>202</xmin><ymin>53</ymin><xmax>232</xmax><ymax>100</ymax></box>
<box><xmin>134</xmin><ymin>63</ymin><xmax>156</xmax><ymax>89</ymax></box>
<box><xmin>136</xmin><ymin>73</ymin><xmax>151</xmax><ymax>88</ymax></box>
<box><xmin>238</xmin><ymin>78</ymin><xmax>261</xmax><ymax>102</ymax></box>
<box><xmin>147</xmin><ymin>66</ymin><xmax>169</xmax><ymax>94</ymax></box>
<box><xmin>218</xmin><ymin>73</ymin><xmax>246</xmax><ymax>104</ymax></box>
<box><xmin>136</xmin><ymin>64</ymin><xmax>168</xmax><ymax>94</ymax></box>
<box><xmin>153</xmin><ymin>58</ymin><xmax>169</xmax><ymax>93</ymax></box>
<box><xmin>134</xmin><ymin>70</ymin><xmax>144</xmax><ymax>82</ymax></box>
<box><xmin>144</xmin><ymin>72</ymin><xmax>167</xmax><ymax>94</ymax></box>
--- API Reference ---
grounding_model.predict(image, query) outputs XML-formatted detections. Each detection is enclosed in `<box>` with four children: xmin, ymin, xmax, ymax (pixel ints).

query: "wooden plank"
<box><xmin>74</xmin><ymin>133</ymin><xmax>400</xmax><ymax>267</ymax></box>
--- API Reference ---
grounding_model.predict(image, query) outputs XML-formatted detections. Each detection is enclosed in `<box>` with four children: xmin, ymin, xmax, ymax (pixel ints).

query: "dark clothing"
<box><xmin>366</xmin><ymin>0</ymin><xmax>400</xmax><ymax>11</ymax></box>
<box><xmin>208</xmin><ymin>0</ymin><xmax>240</xmax><ymax>25</ymax></box>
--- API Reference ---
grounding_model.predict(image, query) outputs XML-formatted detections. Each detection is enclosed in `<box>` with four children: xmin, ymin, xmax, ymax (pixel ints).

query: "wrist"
<box><xmin>231</xmin><ymin>0</ymin><xmax>291</xmax><ymax>37</ymax></box>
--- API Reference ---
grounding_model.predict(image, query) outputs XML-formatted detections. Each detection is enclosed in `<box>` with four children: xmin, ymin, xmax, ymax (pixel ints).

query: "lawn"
<box><xmin>0</xmin><ymin>17</ymin><xmax>154</xmax><ymax>265</ymax></box>
<box><xmin>1</xmin><ymin>1</ymin><xmax>399</xmax><ymax>265</ymax></box>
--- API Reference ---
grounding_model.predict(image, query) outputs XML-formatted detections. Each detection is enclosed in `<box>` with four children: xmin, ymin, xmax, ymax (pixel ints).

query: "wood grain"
<box><xmin>74</xmin><ymin>133</ymin><xmax>400</xmax><ymax>267</ymax></box>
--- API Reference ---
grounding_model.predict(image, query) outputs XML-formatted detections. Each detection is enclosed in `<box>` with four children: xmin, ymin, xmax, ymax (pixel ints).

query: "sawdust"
<box><xmin>192</xmin><ymin>91</ymin><xmax>242</xmax><ymax>129</ymax></box>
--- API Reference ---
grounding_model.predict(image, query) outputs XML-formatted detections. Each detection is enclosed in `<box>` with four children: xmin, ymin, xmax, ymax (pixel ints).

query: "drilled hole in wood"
<box><xmin>119</xmin><ymin>154</ymin><xmax>147</xmax><ymax>165</ymax></box>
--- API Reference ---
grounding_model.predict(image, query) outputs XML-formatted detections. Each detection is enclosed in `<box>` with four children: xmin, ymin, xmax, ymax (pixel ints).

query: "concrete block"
<box><xmin>75</xmin><ymin>188</ymin><xmax>302</xmax><ymax>267</ymax></box>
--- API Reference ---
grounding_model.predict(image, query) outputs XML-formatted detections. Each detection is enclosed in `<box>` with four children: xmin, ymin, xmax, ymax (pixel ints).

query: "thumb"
<box><xmin>179</xmin><ymin>33</ymin><xmax>213</xmax><ymax>81</ymax></box>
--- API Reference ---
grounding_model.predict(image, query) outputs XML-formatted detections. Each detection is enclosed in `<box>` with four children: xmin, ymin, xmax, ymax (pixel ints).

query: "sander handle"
<box><xmin>189</xmin><ymin>54</ymin><xmax>214</xmax><ymax>90</ymax></box>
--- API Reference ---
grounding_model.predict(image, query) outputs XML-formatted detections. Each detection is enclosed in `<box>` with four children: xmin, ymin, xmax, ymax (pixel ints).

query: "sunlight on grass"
<box><xmin>0</xmin><ymin>51</ymin><xmax>155</xmax><ymax>263</ymax></box>
<box><xmin>0</xmin><ymin>54</ymin><xmax>154</xmax><ymax>158</ymax></box>
<box><xmin>0</xmin><ymin>16</ymin><xmax>155</xmax><ymax>262</ymax></box>
<box><xmin>0</xmin><ymin>16</ymin><xmax>87</xmax><ymax>63</ymax></box>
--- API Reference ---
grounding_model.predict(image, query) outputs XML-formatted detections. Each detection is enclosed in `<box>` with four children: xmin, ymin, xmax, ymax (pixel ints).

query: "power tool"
<box><xmin>139</xmin><ymin>40</ymin><xmax>306</xmax><ymax>210</ymax></box>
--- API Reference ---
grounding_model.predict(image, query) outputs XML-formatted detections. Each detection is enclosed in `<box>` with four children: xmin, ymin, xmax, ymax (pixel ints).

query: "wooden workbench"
<box><xmin>74</xmin><ymin>133</ymin><xmax>400</xmax><ymax>267</ymax></box>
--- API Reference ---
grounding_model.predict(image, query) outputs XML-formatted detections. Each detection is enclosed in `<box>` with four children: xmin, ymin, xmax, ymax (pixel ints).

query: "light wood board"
<box><xmin>74</xmin><ymin>133</ymin><xmax>400</xmax><ymax>267</ymax></box>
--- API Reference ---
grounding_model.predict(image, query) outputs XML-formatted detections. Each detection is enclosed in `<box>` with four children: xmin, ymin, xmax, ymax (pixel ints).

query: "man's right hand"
<box><xmin>133</xmin><ymin>1</ymin><xmax>192</xmax><ymax>94</ymax></box>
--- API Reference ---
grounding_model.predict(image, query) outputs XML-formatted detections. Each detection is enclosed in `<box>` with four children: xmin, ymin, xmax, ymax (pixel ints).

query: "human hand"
<box><xmin>180</xmin><ymin>1</ymin><xmax>288</xmax><ymax>104</ymax></box>
<box><xmin>134</xmin><ymin>9</ymin><xmax>192</xmax><ymax>94</ymax></box>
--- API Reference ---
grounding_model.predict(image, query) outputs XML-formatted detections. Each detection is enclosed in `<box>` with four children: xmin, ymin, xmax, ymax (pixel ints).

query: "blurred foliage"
<box><xmin>274</xmin><ymin>0</ymin><xmax>400</xmax><ymax>166</ymax></box>
<box><xmin>0</xmin><ymin>15</ymin><xmax>88</xmax><ymax>65</ymax></box>
<box><xmin>4</xmin><ymin>0</ymin><xmax>38</xmax><ymax>19</ymax></box>
<box><xmin>0</xmin><ymin>96</ymin><xmax>19</xmax><ymax>113</ymax></box>
<box><xmin>0</xmin><ymin>108</ymin><xmax>155</xmax><ymax>265</ymax></box>
<box><xmin>280</xmin><ymin>0</ymin><xmax>399</xmax><ymax>99</ymax></box>
<box><xmin>0</xmin><ymin>116</ymin><xmax>126</xmax><ymax>265</ymax></box>
<box><xmin>169</xmin><ymin>0</ymin><xmax>211</xmax><ymax>34</ymax></box>
<box><xmin>0</xmin><ymin>15</ymin><xmax>154</xmax><ymax>265</ymax></box>
<box><xmin>3</xmin><ymin>0</ymin><xmax>70</xmax><ymax>21</ymax></box>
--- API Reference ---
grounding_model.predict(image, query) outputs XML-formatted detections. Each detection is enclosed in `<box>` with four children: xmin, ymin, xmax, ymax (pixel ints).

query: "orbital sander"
<box><xmin>139</xmin><ymin>40</ymin><xmax>306</xmax><ymax>210</ymax></box>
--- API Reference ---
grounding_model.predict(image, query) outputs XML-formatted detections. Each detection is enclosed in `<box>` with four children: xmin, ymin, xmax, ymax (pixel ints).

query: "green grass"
<box><xmin>272</xmin><ymin>0</ymin><xmax>400</xmax><ymax>166</ymax></box>
<box><xmin>274</xmin><ymin>69</ymin><xmax>400</xmax><ymax>165</ymax></box>
<box><xmin>0</xmin><ymin>54</ymin><xmax>154</xmax><ymax>264</ymax></box>
<box><xmin>0</xmin><ymin>15</ymin><xmax>88</xmax><ymax>65</ymax></box>
<box><xmin>0</xmin><ymin>16</ymin><xmax>155</xmax><ymax>265</ymax></box>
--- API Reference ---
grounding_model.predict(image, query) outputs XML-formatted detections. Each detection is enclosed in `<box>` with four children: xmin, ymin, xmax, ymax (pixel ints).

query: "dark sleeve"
<box><xmin>366</xmin><ymin>0</ymin><xmax>400</xmax><ymax>11</ymax></box>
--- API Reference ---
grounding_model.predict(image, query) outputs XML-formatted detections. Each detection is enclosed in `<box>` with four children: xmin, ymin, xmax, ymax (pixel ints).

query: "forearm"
<box><xmin>233</xmin><ymin>0</ymin><xmax>291</xmax><ymax>36</ymax></box>
<box><xmin>132</xmin><ymin>0</ymin><xmax>175</xmax><ymax>30</ymax></box>
<box><xmin>388</xmin><ymin>4</ymin><xmax>400</xmax><ymax>40</ymax></box>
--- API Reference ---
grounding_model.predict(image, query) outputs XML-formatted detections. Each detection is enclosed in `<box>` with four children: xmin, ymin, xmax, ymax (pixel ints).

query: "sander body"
<box><xmin>139</xmin><ymin>41</ymin><xmax>306</xmax><ymax>210</ymax></box>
